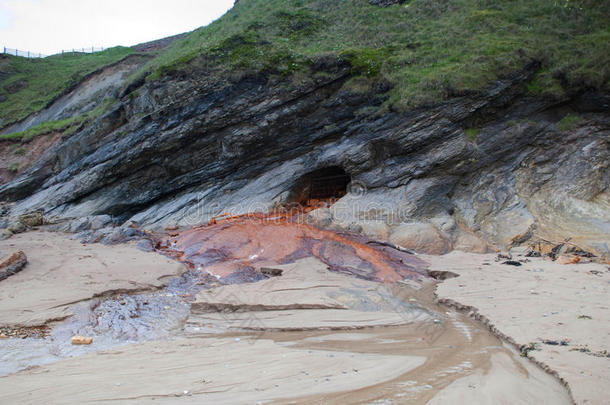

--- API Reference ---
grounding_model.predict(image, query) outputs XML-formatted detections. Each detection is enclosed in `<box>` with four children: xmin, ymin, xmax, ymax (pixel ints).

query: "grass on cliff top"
<box><xmin>0</xmin><ymin>47</ymin><xmax>133</xmax><ymax>126</ymax></box>
<box><xmin>0</xmin><ymin>97</ymin><xmax>116</xmax><ymax>142</ymax></box>
<box><xmin>145</xmin><ymin>0</ymin><xmax>609</xmax><ymax>110</ymax></box>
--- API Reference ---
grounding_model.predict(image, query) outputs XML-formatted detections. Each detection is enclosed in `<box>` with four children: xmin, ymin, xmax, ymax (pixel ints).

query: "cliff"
<box><xmin>0</xmin><ymin>0</ymin><xmax>608</xmax><ymax>256</ymax></box>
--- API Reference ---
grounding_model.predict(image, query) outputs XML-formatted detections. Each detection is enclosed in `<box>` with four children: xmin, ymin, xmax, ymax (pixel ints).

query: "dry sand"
<box><xmin>0</xmin><ymin>231</ymin><xmax>185</xmax><ymax>326</ymax></box>
<box><xmin>429</xmin><ymin>249</ymin><xmax>610</xmax><ymax>405</ymax></box>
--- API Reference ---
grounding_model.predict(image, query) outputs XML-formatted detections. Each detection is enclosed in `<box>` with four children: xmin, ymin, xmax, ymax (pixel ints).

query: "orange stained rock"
<box><xmin>158</xmin><ymin>214</ymin><xmax>428</xmax><ymax>285</ymax></box>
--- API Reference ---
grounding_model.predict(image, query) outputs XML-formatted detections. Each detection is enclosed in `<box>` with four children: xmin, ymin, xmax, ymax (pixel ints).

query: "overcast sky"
<box><xmin>0</xmin><ymin>0</ymin><xmax>234</xmax><ymax>55</ymax></box>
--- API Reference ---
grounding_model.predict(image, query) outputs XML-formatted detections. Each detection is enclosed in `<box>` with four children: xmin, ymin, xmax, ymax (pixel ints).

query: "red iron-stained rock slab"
<box><xmin>158</xmin><ymin>215</ymin><xmax>428</xmax><ymax>284</ymax></box>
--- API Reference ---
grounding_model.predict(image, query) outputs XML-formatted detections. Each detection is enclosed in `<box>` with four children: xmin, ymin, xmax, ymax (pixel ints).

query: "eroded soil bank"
<box><xmin>0</xmin><ymin>226</ymin><xmax>576</xmax><ymax>404</ymax></box>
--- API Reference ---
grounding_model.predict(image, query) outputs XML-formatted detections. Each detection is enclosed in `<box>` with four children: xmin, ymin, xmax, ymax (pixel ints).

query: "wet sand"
<box><xmin>430</xmin><ymin>250</ymin><xmax>610</xmax><ymax>404</ymax></box>
<box><xmin>0</xmin><ymin>230</ymin><xmax>583</xmax><ymax>404</ymax></box>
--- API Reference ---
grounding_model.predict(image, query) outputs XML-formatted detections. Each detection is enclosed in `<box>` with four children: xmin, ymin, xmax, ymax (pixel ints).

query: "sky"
<box><xmin>0</xmin><ymin>0</ymin><xmax>234</xmax><ymax>55</ymax></box>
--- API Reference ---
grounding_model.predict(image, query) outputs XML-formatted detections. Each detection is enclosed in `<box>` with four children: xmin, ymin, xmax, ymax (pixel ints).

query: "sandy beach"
<box><xmin>0</xmin><ymin>231</ymin><xmax>605</xmax><ymax>403</ymax></box>
<box><xmin>429</xmin><ymin>250</ymin><xmax>610</xmax><ymax>404</ymax></box>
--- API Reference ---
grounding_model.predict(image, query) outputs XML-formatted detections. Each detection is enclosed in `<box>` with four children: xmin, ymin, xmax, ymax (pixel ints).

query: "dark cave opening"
<box><xmin>287</xmin><ymin>166</ymin><xmax>351</xmax><ymax>206</ymax></box>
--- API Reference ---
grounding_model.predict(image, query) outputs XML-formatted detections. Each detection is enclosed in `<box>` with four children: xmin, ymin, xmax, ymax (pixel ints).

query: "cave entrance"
<box><xmin>288</xmin><ymin>166</ymin><xmax>351</xmax><ymax>208</ymax></box>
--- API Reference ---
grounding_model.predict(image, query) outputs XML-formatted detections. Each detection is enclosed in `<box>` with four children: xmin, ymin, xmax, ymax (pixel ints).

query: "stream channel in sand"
<box><xmin>0</xmin><ymin>215</ymin><xmax>572</xmax><ymax>404</ymax></box>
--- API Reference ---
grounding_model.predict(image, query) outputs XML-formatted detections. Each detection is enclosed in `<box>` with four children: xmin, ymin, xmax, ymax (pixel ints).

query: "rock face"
<box><xmin>0</xmin><ymin>58</ymin><xmax>607</xmax><ymax>256</ymax></box>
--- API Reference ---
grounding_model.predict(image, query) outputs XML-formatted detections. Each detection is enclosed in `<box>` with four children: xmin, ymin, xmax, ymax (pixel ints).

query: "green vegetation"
<box><xmin>465</xmin><ymin>128</ymin><xmax>480</xmax><ymax>142</ymax></box>
<box><xmin>140</xmin><ymin>0</ymin><xmax>609</xmax><ymax>110</ymax></box>
<box><xmin>558</xmin><ymin>113</ymin><xmax>582</xmax><ymax>131</ymax></box>
<box><xmin>0</xmin><ymin>97</ymin><xmax>116</xmax><ymax>142</ymax></box>
<box><xmin>2</xmin><ymin>0</ymin><xmax>608</xmax><ymax>126</ymax></box>
<box><xmin>0</xmin><ymin>47</ymin><xmax>132</xmax><ymax>125</ymax></box>
<box><xmin>7</xmin><ymin>163</ymin><xmax>19</xmax><ymax>173</ymax></box>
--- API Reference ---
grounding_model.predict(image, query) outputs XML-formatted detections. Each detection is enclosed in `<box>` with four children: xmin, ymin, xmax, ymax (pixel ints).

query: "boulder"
<box><xmin>68</xmin><ymin>217</ymin><xmax>91</xmax><ymax>233</ymax></box>
<box><xmin>164</xmin><ymin>222</ymin><xmax>179</xmax><ymax>231</ymax></box>
<box><xmin>18</xmin><ymin>212</ymin><xmax>43</xmax><ymax>227</ymax></box>
<box><xmin>0</xmin><ymin>250</ymin><xmax>27</xmax><ymax>281</ymax></box>
<box><xmin>0</xmin><ymin>230</ymin><xmax>12</xmax><ymax>241</ymax></box>
<box><xmin>453</xmin><ymin>230</ymin><xmax>489</xmax><ymax>254</ymax></box>
<box><xmin>89</xmin><ymin>215</ymin><xmax>113</xmax><ymax>230</ymax></box>
<box><xmin>389</xmin><ymin>222</ymin><xmax>451</xmax><ymax>255</ymax></box>
<box><xmin>7</xmin><ymin>221</ymin><xmax>26</xmax><ymax>234</ymax></box>
<box><xmin>305</xmin><ymin>208</ymin><xmax>333</xmax><ymax>228</ymax></box>
<box><xmin>358</xmin><ymin>220</ymin><xmax>390</xmax><ymax>240</ymax></box>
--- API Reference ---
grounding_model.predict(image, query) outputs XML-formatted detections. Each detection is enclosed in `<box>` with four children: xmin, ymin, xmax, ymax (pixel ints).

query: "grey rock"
<box><xmin>0</xmin><ymin>59</ymin><xmax>606</xmax><ymax>257</ymax></box>
<box><xmin>89</xmin><ymin>215</ymin><xmax>113</xmax><ymax>230</ymax></box>
<box><xmin>136</xmin><ymin>239</ymin><xmax>155</xmax><ymax>252</ymax></box>
<box><xmin>7</xmin><ymin>221</ymin><xmax>26</xmax><ymax>234</ymax></box>
<box><xmin>68</xmin><ymin>217</ymin><xmax>91</xmax><ymax>233</ymax></box>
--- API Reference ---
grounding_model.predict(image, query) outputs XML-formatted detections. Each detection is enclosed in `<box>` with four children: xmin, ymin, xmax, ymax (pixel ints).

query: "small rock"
<box><xmin>71</xmin><ymin>335</ymin><xmax>93</xmax><ymax>345</ymax></box>
<box><xmin>502</xmin><ymin>260</ymin><xmax>522</xmax><ymax>266</ymax></box>
<box><xmin>557</xmin><ymin>255</ymin><xmax>580</xmax><ymax>265</ymax></box>
<box><xmin>260</xmin><ymin>267</ymin><xmax>283</xmax><ymax>277</ymax></box>
<box><xmin>428</xmin><ymin>270</ymin><xmax>459</xmax><ymax>280</ymax></box>
<box><xmin>496</xmin><ymin>253</ymin><xmax>512</xmax><ymax>261</ymax></box>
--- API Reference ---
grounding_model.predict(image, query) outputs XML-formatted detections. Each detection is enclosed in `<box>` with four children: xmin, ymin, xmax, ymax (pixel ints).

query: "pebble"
<box><xmin>71</xmin><ymin>335</ymin><xmax>93</xmax><ymax>345</ymax></box>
